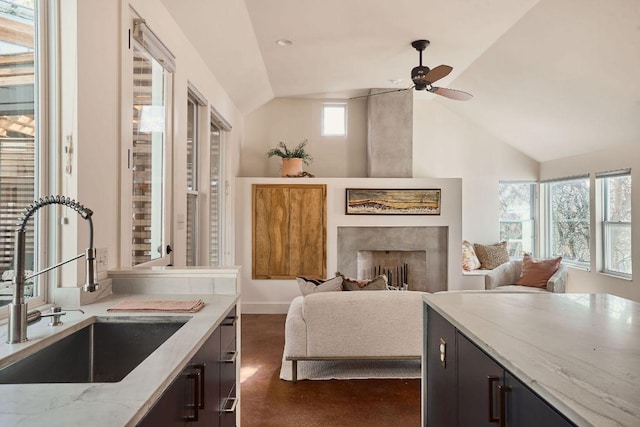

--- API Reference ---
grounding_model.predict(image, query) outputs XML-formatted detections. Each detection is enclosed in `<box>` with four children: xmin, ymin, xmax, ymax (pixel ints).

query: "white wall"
<box><xmin>236</xmin><ymin>177</ymin><xmax>463</xmax><ymax>313</ymax></box>
<box><xmin>239</xmin><ymin>96</ymin><xmax>541</xmax><ymax>311</ymax></box>
<box><xmin>242</xmin><ymin>98</ymin><xmax>368</xmax><ymax>178</ymax></box>
<box><xmin>540</xmin><ymin>143</ymin><xmax>640</xmax><ymax>302</ymax></box>
<box><xmin>58</xmin><ymin>0</ymin><xmax>243</xmax><ymax>291</ymax></box>
<box><xmin>412</xmin><ymin>99</ymin><xmax>540</xmax><ymax>244</ymax></box>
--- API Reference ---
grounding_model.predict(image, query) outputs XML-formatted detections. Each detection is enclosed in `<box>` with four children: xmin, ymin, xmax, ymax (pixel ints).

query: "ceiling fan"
<box><xmin>352</xmin><ymin>39</ymin><xmax>473</xmax><ymax>101</ymax></box>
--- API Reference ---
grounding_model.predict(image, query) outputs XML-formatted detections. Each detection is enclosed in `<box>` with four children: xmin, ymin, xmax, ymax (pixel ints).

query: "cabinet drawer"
<box><xmin>220</xmin><ymin>383</ymin><xmax>237</xmax><ymax>427</ymax></box>
<box><xmin>220</xmin><ymin>337</ymin><xmax>236</xmax><ymax>397</ymax></box>
<box><xmin>220</xmin><ymin>308</ymin><xmax>237</xmax><ymax>353</ymax></box>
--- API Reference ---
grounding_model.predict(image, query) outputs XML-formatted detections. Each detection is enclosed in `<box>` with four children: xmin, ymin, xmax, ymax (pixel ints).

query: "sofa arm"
<box><xmin>484</xmin><ymin>261</ymin><xmax>521</xmax><ymax>290</ymax></box>
<box><xmin>283</xmin><ymin>296</ymin><xmax>308</xmax><ymax>358</ymax></box>
<box><xmin>546</xmin><ymin>264</ymin><xmax>567</xmax><ymax>293</ymax></box>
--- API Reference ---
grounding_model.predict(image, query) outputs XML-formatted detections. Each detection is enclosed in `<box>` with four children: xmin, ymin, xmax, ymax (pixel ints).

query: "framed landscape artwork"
<box><xmin>345</xmin><ymin>188</ymin><xmax>441</xmax><ymax>215</ymax></box>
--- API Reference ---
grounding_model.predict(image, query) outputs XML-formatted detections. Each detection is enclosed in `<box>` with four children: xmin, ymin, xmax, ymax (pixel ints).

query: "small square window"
<box><xmin>322</xmin><ymin>104</ymin><xmax>347</xmax><ymax>136</ymax></box>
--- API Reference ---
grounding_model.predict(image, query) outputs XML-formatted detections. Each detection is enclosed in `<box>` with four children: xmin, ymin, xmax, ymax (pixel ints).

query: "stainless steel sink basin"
<box><xmin>0</xmin><ymin>316</ymin><xmax>188</xmax><ymax>384</ymax></box>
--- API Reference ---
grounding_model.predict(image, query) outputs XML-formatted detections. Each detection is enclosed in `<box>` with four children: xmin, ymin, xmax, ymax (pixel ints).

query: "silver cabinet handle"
<box><xmin>222</xmin><ymin>397</ymin><xmax>238</xmax><ymax>413</ymax></box>
<box><xmin>221</xmin><ymin>351</ymin><xmax>238</xmax><ymax>363</ymax></box>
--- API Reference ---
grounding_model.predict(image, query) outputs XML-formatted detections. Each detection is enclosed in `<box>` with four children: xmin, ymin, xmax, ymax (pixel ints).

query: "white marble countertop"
<box><xmin>0</xmin><ymin>292</ymin><xmax>239</xmax><ymax>426</ymax></box>
<box><xmin>424</xmin><ymin>292</ymin><xmax>640</xmax><ymax>427</ymax></box>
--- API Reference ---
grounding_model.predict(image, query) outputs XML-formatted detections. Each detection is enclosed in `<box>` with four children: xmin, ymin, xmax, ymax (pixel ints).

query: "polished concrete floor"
<box><xmin>240</xmin><ymin>314</ymin><xmax>421</xmax><ymax>427</ymax></box>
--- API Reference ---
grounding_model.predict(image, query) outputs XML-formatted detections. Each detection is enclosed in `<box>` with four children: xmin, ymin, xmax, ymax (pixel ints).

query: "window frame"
<box><xmin>0</xmin><ymin>1</ymin><xmax>56</xmax><ymax>314</ymax></box>
<box><xmin>186</xmin><ymin>85</ymin><xmax>207</xmax><ymax>266</ymax></box>
<box><xmin>120</xmin><ymin>10</ymin><xmax>175</xmax><ymax>268</ymax></box>
<box><xmin>208</xmin><ymin>105</ymin><xmax>231</xmax><ymax>267</ymax></box>
<box><xmin>598</xmin><ymin>170</ymin><xmax>632</xmax><ymax>279</ymax></box>
<box><xmin>321</xmin><ymin>103</ymin><xmax>347</xmax><ymax>137</ymax></box>
<box><xmin>498</xmin><ymin>181</ymin><xmax>537</xmax><ymax>258</ymax></box>
<box><xmin>542</xmin><ymin>175</ymin><xmax>591</xmax><ymax>270</ymax></box>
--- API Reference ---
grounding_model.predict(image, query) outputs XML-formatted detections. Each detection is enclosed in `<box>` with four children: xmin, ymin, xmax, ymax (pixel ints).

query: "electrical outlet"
<box><xmin>96</xmin><ymin>247</ymin><xmax>108</xmax><ymax>271</ymax></box>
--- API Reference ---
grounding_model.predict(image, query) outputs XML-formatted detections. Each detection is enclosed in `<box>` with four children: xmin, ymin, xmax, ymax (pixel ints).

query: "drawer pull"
<box><xmin>222</xmin><ymin>316</ymin><xmax>237</xmax><ymax>327</ymax></box>
<box><xmin>184</xmin><ymin>371</ymin><xmax>200</xmax><ymax>421</ymax></box>
<box><xmin>487</xmin><ymin>376</ymin><xmax>500</xmax><ymax>423</ymax></box>
<box><xmin>193</xmin><ymin>363</ymin><xmax>206</xmax><ymax>409</ymax></box>
<box><xmin>498</xmin><ymin>385</ymin><xmax>511</xmax><ymax>427</ymax></box>
<box><xmin>221</xmin><ymin>351</ymin><xmax>238</xmax><ymax>363</ymax></box>
<box><xmin>222</xmin><ymin>397</ymin><xmax>238</xmax><ymax>413</ymax></box>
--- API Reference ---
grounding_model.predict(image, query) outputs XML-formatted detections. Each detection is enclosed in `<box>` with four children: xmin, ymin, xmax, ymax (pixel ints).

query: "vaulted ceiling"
<box><xmin>161</xmin><ymin>0</ymin><xmax>640</xmax><ymax>162</ymax></box>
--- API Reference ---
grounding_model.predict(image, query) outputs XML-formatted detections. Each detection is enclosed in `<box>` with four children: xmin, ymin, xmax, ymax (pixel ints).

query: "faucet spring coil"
<box><xmin>17</xmin><ymin>195</ymin><xmax>93</xmax><ymax>232</ymax></box>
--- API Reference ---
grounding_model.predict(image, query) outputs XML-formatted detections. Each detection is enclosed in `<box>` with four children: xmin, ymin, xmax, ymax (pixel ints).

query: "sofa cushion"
<box><xmin>301</xmin><ymin>291</ymin><xmax>425</xmax><ymax>358</ymax></box>
<box><xmin>515</xmin><ymin>254</ymin><xmax>562</xmax><ymax>288</ymax></box>
<box><xmin>342</xmin><ymin>274</ymin><xmax>387</xmax><ymax>291</ymax></box>
<box><xmin>296</xmin><ymin>276</ymin><xmax>343</xmax><ymax>296</ymax></box>
<box><xmin>474</xmin><ymin>241</ymin><xmax>509</xmax><ymax>269</ymax></box>
<box><xmin>462</xmin><ymin>240</ymin><xmax>481</xmax><ymax>271</ymax></box>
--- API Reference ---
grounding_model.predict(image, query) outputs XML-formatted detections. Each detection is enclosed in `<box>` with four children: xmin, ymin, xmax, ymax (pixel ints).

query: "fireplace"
<box><xmin>337</xmin><ymin>226</ymin><xmax>448</xmax><ymax>293</ymax></box>
<box><xmin>357</xmin><ymin>250</ymin><xmax>426</xmax><ymax>290</ymax></box>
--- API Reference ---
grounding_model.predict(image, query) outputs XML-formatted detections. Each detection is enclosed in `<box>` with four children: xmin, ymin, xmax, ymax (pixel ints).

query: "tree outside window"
<box><xmin>545</xmin><ymin>177</ymin><xmax>590</xmax><ymax>267</ymax></box>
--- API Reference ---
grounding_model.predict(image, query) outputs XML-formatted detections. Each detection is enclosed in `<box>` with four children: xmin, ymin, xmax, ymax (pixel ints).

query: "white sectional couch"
<box><xmin>282</xmin><ymin>290</ymin><xmax>426</xmax><ymax>381</ymax></box>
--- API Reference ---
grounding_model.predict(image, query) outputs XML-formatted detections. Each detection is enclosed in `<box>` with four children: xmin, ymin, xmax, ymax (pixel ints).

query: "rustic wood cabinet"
<box><xmin>252</xmin><ymin>184</ymin><xmax>326</xmax><ymax>279</ymax></box>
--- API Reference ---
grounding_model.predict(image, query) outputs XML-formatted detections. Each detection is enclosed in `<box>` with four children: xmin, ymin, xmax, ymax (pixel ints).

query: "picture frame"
<box><xmin>345</xmin><ymin>188</ymin><xmax>441</xmax><ymax>215</ymax></box>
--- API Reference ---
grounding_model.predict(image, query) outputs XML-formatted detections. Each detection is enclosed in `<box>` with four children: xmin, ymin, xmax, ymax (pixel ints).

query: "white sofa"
<box><xmin>282</xmin><ymin>290</ymin><xmax>426</xmax><ymax>381</ymax></box>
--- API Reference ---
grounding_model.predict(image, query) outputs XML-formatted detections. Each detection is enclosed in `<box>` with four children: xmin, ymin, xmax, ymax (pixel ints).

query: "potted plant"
<box><xmin>266</xmin><ymin>140</ymin><xmax>313</xmax><ymax>177</ymax></box>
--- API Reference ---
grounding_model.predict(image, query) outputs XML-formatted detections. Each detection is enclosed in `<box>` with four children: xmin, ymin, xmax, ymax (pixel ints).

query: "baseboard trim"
<box><xmin>241</xmin><ymin>302</ymin><xmax>291</xmax><ymax>314</ymax></box>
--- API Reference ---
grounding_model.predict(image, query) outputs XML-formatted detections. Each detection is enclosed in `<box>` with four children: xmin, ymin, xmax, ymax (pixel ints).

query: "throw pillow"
<box><xmin>341</xmin><ymin>274</ymin><xmax>388</xmax><ymax>291</ymax></box>
<box><xmin>473</xmin><ymin>241</ymin><xmax>509</xmax><ymax>270</ymax></box>
<box><xmin>296</xmin><ymin>276</ymin><xmax>343</xmax><ymax>296</ymax></box>
<box><xmin>462</xmin><ymin>240</ymin><xmax>481</xmax><ymax>271</ymax></box>
<box><xmin>515</xmin><ymin>254</ymin><xmax>562</xmax><ymax>288</ymax></box>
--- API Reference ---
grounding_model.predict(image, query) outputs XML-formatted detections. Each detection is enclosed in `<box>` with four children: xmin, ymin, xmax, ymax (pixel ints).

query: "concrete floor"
<box><xmin>240</xmin><ymin>314</ymin><xmax>421</xmax><ymax>427</ymax></box>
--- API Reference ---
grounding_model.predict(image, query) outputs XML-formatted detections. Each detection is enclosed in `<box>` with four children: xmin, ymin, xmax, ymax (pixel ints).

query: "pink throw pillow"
<box><xmin>515</xmin><ymin>254</ymin><xmax>562</xmax><ymax>288</ymax></box>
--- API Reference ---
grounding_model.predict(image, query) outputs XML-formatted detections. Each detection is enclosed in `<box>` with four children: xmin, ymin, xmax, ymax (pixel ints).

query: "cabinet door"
<box><xmin>252</xmin><ymin>184</ymin><xmax>326</xmax><ymax>279</ymax></box>
<box><xmin>425</xmin><ymin>306</ymin><xmax>458</xmax><ymax>427</ymax></box>
<box><xmin>191</xmin><ymin>326</ymin><xmax>221</xmax><ymax>426</ymax></box>
<box><xmin>457</xmin><ymin>332</ymin><xmax>504</xmax><ymax>427</ymax></box>
<box><xmin>137</xmin><ymin>368</ymin><xmax>189</xmax><ymax>427</ymax></box>
<box><xmin>503</xmin><ymin>372</ymin><xmax>575</xmax><ymax>427</ymax></box>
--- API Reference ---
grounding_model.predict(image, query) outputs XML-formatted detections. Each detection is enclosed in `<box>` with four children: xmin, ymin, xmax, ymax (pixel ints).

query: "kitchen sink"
<box><xmin>0</xmin><ymin>316</ymin><xmax>188</xmax><ymax>384</ymax></box>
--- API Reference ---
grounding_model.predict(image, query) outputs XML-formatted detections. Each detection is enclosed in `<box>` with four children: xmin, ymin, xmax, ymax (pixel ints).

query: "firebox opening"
<box><xmin>357</xmin><ymin>250</ymin><xmax>426</xmax><ymax>290</ymax></box>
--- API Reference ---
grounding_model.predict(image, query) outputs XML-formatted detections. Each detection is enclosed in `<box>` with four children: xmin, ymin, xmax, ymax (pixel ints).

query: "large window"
<box><xmin>499</xmin><ymin>182</ymin><xmax>536</xmax><ymax>257</ymax></box>
<box><xmin>209</xmin><ymin>120</ymin><xmax>222</xmax><ymax>266</ymax></box>
<box><xmin>0</xmin><ymin>0</ymin><xmax>50</xmax><ymax>307</ymax></box>
<box><xmin>186</xmin><ymin>89</ymin><xmax>205</xmax><ymax>266</ymax></box>
<box><xmin>129</xmin><ymin>17</ymin><xmax>174</xmax><ymax>266</ymax></box>
<box><xmin>598</xmin><ymin>170</ymin><xmax>632</xmax><ymax>277</ymax></box>
<box><xmin>208</xmin><ymin>107</ymin><xmax>230</xmax><ymax>267</ymax></box>
<box><xmin>544</xmin><ymin>176</ymin><xmax>590</xmax><ymax>268</ymax></box>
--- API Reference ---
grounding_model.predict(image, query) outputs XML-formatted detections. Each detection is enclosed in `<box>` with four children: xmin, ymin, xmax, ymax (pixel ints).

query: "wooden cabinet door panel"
<box><xmin>253</xmin><ymin>186</ymin><xmax>290</xmax><ymax>277</ymax></box>
<box><xmin>253</xmin><ymin>184</ymin><xmax>326</xmax><ymax>279</ymax></box>
<box><xmin>289</xmin><ymin>186</ymin><xmax>325</xmax><ymax>276</ymax></box>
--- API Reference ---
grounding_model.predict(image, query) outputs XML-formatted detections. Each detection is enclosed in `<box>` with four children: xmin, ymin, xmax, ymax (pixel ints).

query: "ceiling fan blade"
<box><xmin>424</xmin><ymin>65</ymin><xmax>453</xmax><ymax>84</ymax></box>
<box><xmin>430</xmin><ymin>86</ymin><xmax>473</xmax><ymax>101</ymax></box>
